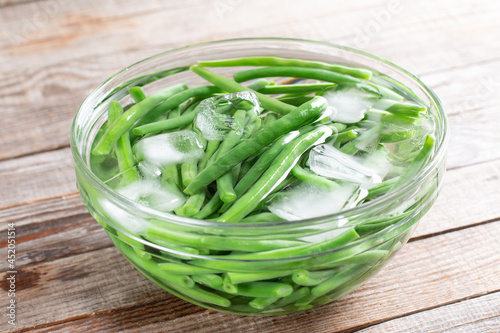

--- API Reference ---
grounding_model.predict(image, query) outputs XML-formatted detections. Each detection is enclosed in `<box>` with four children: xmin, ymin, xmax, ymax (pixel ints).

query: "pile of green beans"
<box><xmin>87</xmin><ymin>56</ymin><xmax>437</xmax><ymax>315</ymax></box>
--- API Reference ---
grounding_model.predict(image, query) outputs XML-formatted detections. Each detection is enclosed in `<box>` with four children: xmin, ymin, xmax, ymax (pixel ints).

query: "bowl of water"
<box><xmin>71</xmin><ymin>38</ymin><xmax>448</xmax><ymax>315</ymax></box>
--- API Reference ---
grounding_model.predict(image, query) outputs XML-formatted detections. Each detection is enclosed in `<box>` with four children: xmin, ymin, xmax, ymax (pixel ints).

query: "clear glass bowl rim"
<box><xmin>71</xmin><ymin>37</ymin><xmax>448</xmax><ymax>233</ymax></box>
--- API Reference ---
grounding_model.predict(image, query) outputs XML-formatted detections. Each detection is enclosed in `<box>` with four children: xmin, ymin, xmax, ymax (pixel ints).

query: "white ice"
<box><xmin>137</xmin><ymin>161</ymin><xmax>162</xmax><ymax>180</ymax></box>
<box><xmin>268</xmin><ymin>182</ymin><xmax>357</xmax><ymax>221</ymax></box>
<box><xmin>323</xmin><ymin>87</ymin><xmax>375</xmax><ymax>124</ymax></box>
<box><xmin>309</xmin><ymin>144</ymin><xmax>390</xmax><ymax>188</ymax></box>
<box><xmin>99</xmin><ymin>179</ymin><xmax>185</xmax><ymax>234</ymax></box>
<box><xmin>134</xmin><ymin>130</ymin><xmax>204</xmax><ymax>167</ymax></box>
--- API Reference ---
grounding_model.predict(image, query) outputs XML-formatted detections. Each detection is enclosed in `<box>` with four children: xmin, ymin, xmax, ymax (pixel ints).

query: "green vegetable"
<box><xmin>88</xmin><ymin>54</ymin><xmax>438</xmax><ymax>315</ymax></box>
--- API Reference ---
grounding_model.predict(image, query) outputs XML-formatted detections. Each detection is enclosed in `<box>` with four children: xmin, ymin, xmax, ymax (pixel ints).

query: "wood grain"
<box><xmin>1</xmin><ymin>1</ymin><xmax>499</xmax><ymax>332</ymax></box>
<box><xmin>9</xmin><ymin>221</ymin><xmax>499</xmax><ymax>332</ymax></box>
<box><xmin>1</xmin><ymin>0</ymin><xmax>499</xmax><ymax>160</ymax></box>
<box><xmin>358</xmin><ymin>292</ymin><xmax>500</xmax><ymax>333</ymax></box>
<box><xmin>0</xmin><ymin>148</ymin><xmax>76</xmax><ymax>209</ymax></box>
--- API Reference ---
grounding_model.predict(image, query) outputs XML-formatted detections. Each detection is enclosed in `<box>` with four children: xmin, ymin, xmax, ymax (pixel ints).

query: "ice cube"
<box><xmin>323</xmin><ymin>87</ymin><xmax>375</xmax><ymax>124</ymax></box>
<box><xmin>98</xmin><ymin>179</ymin><xmax>185</xmax><ymax>234</ymax></box>
<box><xmin>134</xmin><ymin>130</ymin><xmax>204</xmax><ymax>167</ymax></box>
<box><xmin>117</xmin><ymin>179</ymin><xmax>186</xmax><ymax>212</ymax></box>
<box><xmin>137</xmin><ymin>161</ymin><xmax>162</xmax><ymax>180</ymax></box>
<box><xmin>98</xmin><ymin>199</ymin><xmax>146</xmax><ymax>234</ymax></box>
<box><xmin>268</xmin><ymin>182</ymin><xmax>357</xmax><ymax>221</ymax></box>
<box><xmin>195</xmin><ymin>92</ymin><xmax>260</xmax><ymax>140</ymax></box>
<box><xmin>309</xmin><ymin>144</ymin><xmax>387</xmax><ymax>188</ymax></box>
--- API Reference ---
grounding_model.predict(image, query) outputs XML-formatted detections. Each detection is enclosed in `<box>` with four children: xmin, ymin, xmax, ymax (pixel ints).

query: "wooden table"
<box><xmin>1</xmin><ymin>0</ymin><xmax>499</xmax><ymax>332</ymax></box>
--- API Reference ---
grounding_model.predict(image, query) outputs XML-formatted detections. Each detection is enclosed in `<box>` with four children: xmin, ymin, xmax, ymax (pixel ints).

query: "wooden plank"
<box><xmin>6</xmin><ymin>221</ymin><xmax>499</xmax><ymax>332</ymax></box>
<box><xmin>1</xmin><ymin>104</ymin><xmax>498</xmax><ymax>209</ymax></box>
<box><xmin>0</xmin><ymin>202</ymin><xmax>110</xmax><ymax>271</ymax></box>
<box><xmin>413</xmin><ymin>156</ymin><xmax>500</xmax><ymax>238</ymax></box>
<box><xmin>1</xmin><ymin>1</ymin><xmax>500</xmax><ymax>160</ymax></box>
<box><xmin>0</xmin><ymin>148</ymin><xmax>76</xmax><ymax>209</ymax></box>
<box><xmin>1</xmin><ymin>157</ymin><xmax>499</xmax><ymax>274</ymax></box>
<box><xmin>357</xmin><ymin>292</ymin><xmax>500</xmax><ymax>333</ymax></box>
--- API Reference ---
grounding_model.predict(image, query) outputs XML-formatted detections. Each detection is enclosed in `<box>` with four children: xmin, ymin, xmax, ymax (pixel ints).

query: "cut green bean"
<box><xmin>292</xmin><ymin>269</ymin><xmax>338</xmax><ymax>286</ymax></box>
<box><xmin>192</xmin><ymin>274</ymin><xmax>223</xmax><ymax>288</ymax></box>
<box><xmin>128</xmin><ymin>86</ymin><xmax>147</xmax><ymax>103</ymax></box>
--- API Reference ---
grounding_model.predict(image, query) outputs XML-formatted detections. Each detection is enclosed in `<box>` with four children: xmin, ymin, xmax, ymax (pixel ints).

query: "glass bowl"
<box><xmin>71</xmin><ymin>38</ymin><xmax>448</xmax><ymax>316</ymax></box>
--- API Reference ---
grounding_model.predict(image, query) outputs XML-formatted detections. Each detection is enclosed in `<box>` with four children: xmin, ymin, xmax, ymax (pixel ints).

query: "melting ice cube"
<box><xmin>99</xmin><ymin>179</ymin><xmax>186</xmax><ymax>234</ymax></box>
<box><xmin>195</xmin><ymin>91</ymin><xmax>260</xmax><ymax>140</ymax></box>
<box><xmin>309</xmin><ymin>144</ymin><xmax>389</xmax><ymax>188</ymax></box>
<box><xmin>323</xmin><ymin>87</ymin><xmax>376</xmax><ymax>124</ymax></box>
<box><xmin>134</xmin><ymin>130</ymin><xmax>204</xmax><ymax>167</ymax></box>
<box><xmin>117</xmin><ymin>179</ymin><xmax>186</xmax><ymax>212</ymax></box>
<box><xmin>268</xmin><ymin>182</ymin><xmax>357</xmax><ymax>221</ymax></box>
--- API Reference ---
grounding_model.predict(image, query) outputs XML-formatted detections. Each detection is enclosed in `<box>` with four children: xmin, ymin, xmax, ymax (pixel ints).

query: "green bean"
<box><xmin>192</xmin><ymin>274</ymin><xmax>223</xmax><ymax>288</ymax></box>
<box><xmin>92</xmin><ymin>84</ymin><xmax>188</xmax><ymax>155</ymax></box>
<box><xmin>223</xmin><ymin>275</ymin><xmax>238</xmax><ymax>294</ymax></box>
<box><xmin>233</xmin><ymin>66</ymin><xmax>361</xmax><ymax>85</ymax></box>
<box><xmin>260</xmin><ymin>113</ymin><xmax>278</xmax><ymax>127</ymax></box>
<box><xmin>199</xmin><ymin>56</ymin><xmax>372</xmax><ymax>80</ymax></box>
<box><xmin>249</xmin><ymin>296</ymin><xmax>280</xmax><ymax>310</ymax></box>
<box><xmin>191</xmin><ymin>228</ymin><xmax>359</xmax><ymax>269</ymax></box>
<box><xmin>234</xmin><ymin>281</ymin><xmax>293</xmax><ymax>298</ymax></box>
<box><xmin>217</xmin><ymin>173</ymin><xmax>237</xmax><ymax>203</ymax></box>
<box><xmin>292</xmin><ymin>269</ymin><xmax>338</xmax><ymax>286</ymax></box>
<box><xmin>180</xmin><ymin>160</ymin><xmax>198</xmax><ymax>187</ymax></box>
<box><xmin>259</xmin><ymin>83</ymin><xmax>335</xmax><ymax>94</ymax></box>
<box><xmin>168</xmin><ymin>106</ymin><xmax>181</xmax><ymax>119</ymax></box>
<box><xmin>218</xmin><ymin>125</ymin><xmax>333</xmax><ymax>222</ymax></box>
<box><xmin>246</xmin><ymin>78</ymin><xmax>271</xmax><ymax>91</ymax></box>
<box><xmin>201</xmin><ymin>140</ymin><xmax>220</xmax><ymax>168</ymax></box>
<box><xmin>107</xmin><ymin>101</ymin><xmax>121</xmax><ymax>125</ymax></box>
<box><xmin>227</xmin><ymin>270</ymin><xmax>295</xmax><ymax>285</ymax></box>
<box><xmin>194</xmin><ymin>193</ymin><xmax>224</xmax><ymax>219</ymax></box>
<box><xmin>291</xmin><ymin>165</ymin><xmax>339</xmax><ymax>190</ymax></box>
<box><xmin>391</xmin><ymin>135</ymin><xmax>435</xmax><ymax>189</ymax></box>
<box><xmin>133</xmin><ymin>106</ymin><xmax>199</xmax><ymax>135</ymax></box>
<box><xmin>107</xmin><ymin>102</ymin><xmax>140</xmax><ymax>184</ymax></box>
<box><xmin>165</xmin><ymin>280</ymin><xmax>231</xmax><ymax>307</ymax></box>
<box><xmin>272</xmin><ymin>286</ymin><xmax>310</xmax><ymax>308</ymax></box>
<box><xmin>135</xmin><ymin>85</ymin><xmax>223</xmax><ymax>128</ymax></box>
<box><xmin>161</xmin><ymin>164</ymin><xmax>180</xmax><ymax>187</ymax></box>
<box><xmin>278</xmin><ymin>96</ymin><xmax>314</xmax><ymax>106</ymax></box>
<box><xmin>230</xmin><ymin>125</ymin><xmax>314</xmax><ymax>197</ymax></box>
<box><xmin>296</xmin><ymin>264</ymin><xmax>368</xmax><ymax>306</ymax></box>
<box><xmin>128</xmin><ymin>86</ymin><xmax>147</xmax><ymax>103</ymax></box>
<box><xmin>147</xmin><ymin>224</ymin><xmax>305</xmax><ymax>252</ymax></box>
<box><xmin>184</xmin><ymin>96</ymin><xmax>328</xmax><ymax>195</ymax></box>
<box><xmin>120</xmin><ymin>242</ymin><xmax>195</xmax><ymax>288</ymax></box>
<box><xmin>175</xmin><ymin>190</ymin><xmax>206</xmax><ymax>217</ymax></box>
<box><xmin>374</xmin><ymin>99</ymin><xmax>427</xmax><ymax>117</ymax></box>
<box><xmin>190</xmin><ymin>65</ymin><xmax>295</xmax><ymax>114</ymax></box>
<box><xmin>157</xmin><ymin>262</ymin><xmax>221</xmax><ymax>275</ymax></box>
<box><xmin>239</xmin><ymin>212</ymin><xmax>285</xmax><ymax>223</ymax></box>
<box><xmin>365</xmin><ymin>177</ymin><xmax>399</xmax><ymax>200</ymax></box>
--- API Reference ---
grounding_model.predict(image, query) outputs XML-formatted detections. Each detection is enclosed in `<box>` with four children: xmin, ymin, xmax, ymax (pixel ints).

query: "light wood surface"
<box><xmin>1</xmin><ymin>0</ymin><xmax>499</xmax><ymax>332</ymax></box>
